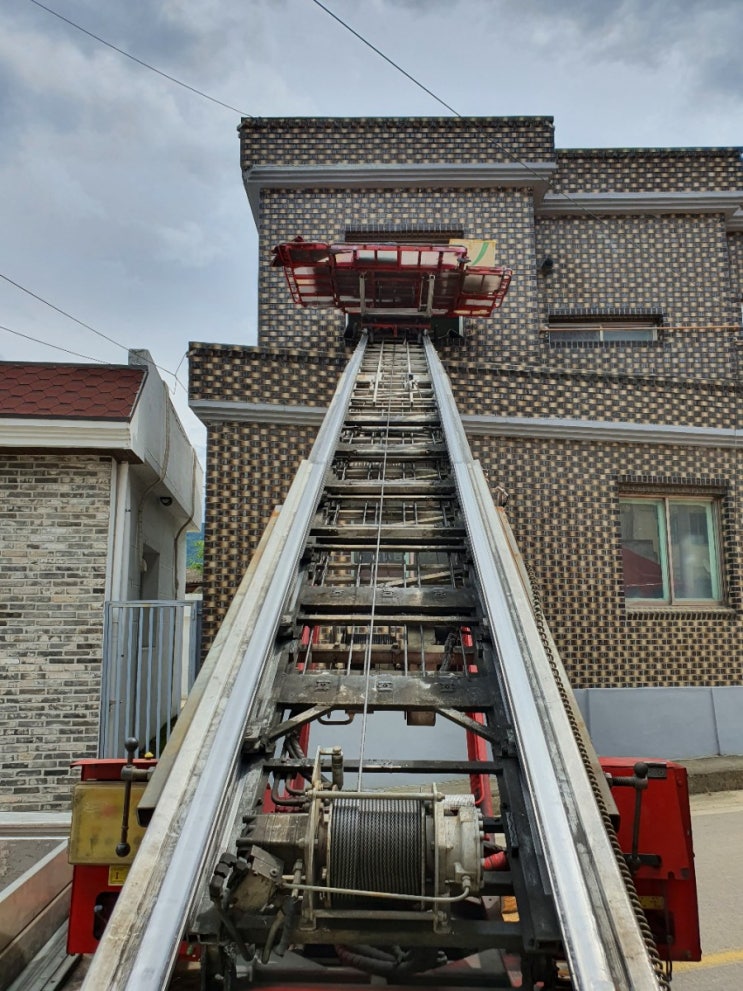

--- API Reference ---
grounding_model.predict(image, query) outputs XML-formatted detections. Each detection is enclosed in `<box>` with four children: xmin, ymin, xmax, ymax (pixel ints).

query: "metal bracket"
<box><xmin>262</xmin><ymin>705</ymin><xmax>335</xmax><ymax>745</ymax></box>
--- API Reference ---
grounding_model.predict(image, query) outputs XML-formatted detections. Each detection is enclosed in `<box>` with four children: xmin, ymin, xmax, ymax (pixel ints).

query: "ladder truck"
<box><xmin>68</xmin><ymin>240</ymin><xmax>700</xmax><ymax>990</ymax></box>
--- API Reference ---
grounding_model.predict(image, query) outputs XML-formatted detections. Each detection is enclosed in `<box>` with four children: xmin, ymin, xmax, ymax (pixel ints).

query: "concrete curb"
<box><xmin>678</xmin><ymin>755</ymin><xmax>743</xmax><ymax>795</ymax></box>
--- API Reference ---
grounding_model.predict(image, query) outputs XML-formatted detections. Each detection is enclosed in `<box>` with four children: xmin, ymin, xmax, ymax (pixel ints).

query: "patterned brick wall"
<box><xmin>257</xmin><ymin>187</ymin><xmax>537</xmax><ymax>351</ymax></box>
<box><xmin>471</xmin><ymin>436</ymin><xmax>742</xmax><ymax>689</ymax></box>
<box><xmin>728</xmin><ymin>232</ymin><xmax>743</xmax><ymax>298</ymax></box>
<box><xmin>201</xmin><ymin>421</ymin><xmax>318</xmax><ymax>648</ymax></box>
<box><xmin>190</xmin><ymin>343</ymin><xmax>342</xmax><ymax>645</ymax></box>
<box><xmin>535</xmin><ymin>329</ymin><xmax>741</xmax><ymax>383</ymax></box>
<box><xmin>240</xmin><ymin>116</ymin><xmax>555</xmax><ymax>169</ymax></box>
<box><xmin>192</xmin><ymin>344</ymin><xmax>739</xmax><ymax>428</ymax></box>
<box><xmin>189</xmin><ymin>343</ymin><xmax>347</xmax><ymax>405</ymax></box>
<box><xmin>552</xmin><ymin>148</ymin><xmax>743</xmax><ymax>193</ymax></box>
<box><xmin>0</xmin><ymin>455</ymin><xmax>110</xmax><ymax>810</ymax></box>
<box><xmin>535</xmin><ymin>213</ymin><xmax>739</xmax><ymax>331</ymax></box>
<box><xmin>445</xmin><ymin>362</ymin><xmax>738</xmax><ymax>426</ymax></box>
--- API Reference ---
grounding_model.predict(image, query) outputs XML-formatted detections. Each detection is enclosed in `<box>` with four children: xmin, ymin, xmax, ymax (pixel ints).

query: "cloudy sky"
<box><xmin>1</xmin><ymin>0</ymin><xmax>742</xmax><ymax>466</ymax></box>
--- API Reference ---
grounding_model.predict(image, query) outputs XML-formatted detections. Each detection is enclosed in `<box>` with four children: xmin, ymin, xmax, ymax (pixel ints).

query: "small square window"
<box><xmin>619</xmin><ymin>496</ymin><xmax>723</xmax><ymax>605</ymax></box>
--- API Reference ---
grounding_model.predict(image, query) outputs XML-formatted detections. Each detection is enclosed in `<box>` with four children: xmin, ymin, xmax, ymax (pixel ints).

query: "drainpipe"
<box><xmin>173</xmin><ymin>448</ymin><xmax>200</xmax><ymax>600</ymax></box>
<box><xmin>109</xmin><ymin>461</ymin><xmax>131</xmax><ymax>603</ymax></box>
<box><xmin>134</xmin><ymin>381</ymin><xmax>172</xmax><ymax>585</ymax></box>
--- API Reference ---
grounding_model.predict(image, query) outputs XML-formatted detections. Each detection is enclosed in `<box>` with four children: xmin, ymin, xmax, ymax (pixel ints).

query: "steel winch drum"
<box><xmin>317</xmin><ymin>793</ymin><xmax>483</xmax><ymax>909</ymax></box>
<box><xmin>326</xmin><ymin>797</ymin><xmax>424</xmax><ymax>906</ymax></box>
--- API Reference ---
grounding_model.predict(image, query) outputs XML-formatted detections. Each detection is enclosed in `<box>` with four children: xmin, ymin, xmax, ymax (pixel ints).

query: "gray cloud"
<box><xmin>1</xmin><ymin>0</ymin><xmax>741</xmax><ymax>466</ymax></box>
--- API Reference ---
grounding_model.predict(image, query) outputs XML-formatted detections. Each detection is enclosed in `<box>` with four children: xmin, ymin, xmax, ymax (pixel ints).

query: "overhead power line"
<box><xmin>310</xmin><ymin>0</ymin><xmax>625</xmax><ymax>258</ymax></box>
<box><xmin>309</xmin><ymin>0</ymin><xmax>461</xmax><ymax>117</ymax></box>
<box><xmin>27</xmin><ymin>0</ymin><xmax>252</xmax><ymax>117</ymax></box>
<box><xmin>1</xmin><ymin>270</ymin><xmax>129</xmax><ymax>352</ymax></box>
<box><xmin>0</xmin><ymin>323</ymin><xmax>107</xmax><ymax>364</ymax></box>
<box><xmin>0</xmin><ymin>271</ymin><xmax>187</xmax><ymax>392</ymax></box>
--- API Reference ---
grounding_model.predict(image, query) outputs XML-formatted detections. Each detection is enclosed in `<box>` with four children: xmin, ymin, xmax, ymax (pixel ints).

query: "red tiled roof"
<box><xmin>0</xmin><ymin>363</ymin><xmax>146</xmax><ymax>420</ymax></box>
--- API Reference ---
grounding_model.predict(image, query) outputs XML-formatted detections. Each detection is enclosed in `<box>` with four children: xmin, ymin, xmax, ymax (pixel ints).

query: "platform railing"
<box><xmin>99</xmin><ymin>600</ymin><xmax>202</xmax><ymax>759</ymax></box>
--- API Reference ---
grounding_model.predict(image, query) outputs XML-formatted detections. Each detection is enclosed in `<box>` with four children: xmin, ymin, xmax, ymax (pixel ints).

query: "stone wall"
<box><xmin>0</xmin><ymin>454</ymin><xmax>111</xmax><ymax>810</ymax></box>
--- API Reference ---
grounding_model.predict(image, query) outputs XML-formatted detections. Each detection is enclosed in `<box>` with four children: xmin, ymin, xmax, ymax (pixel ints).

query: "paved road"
<box><xmin>671</xmin><ymin>789</ymin><xmax>743</xmax><ymax>990</ymax></box>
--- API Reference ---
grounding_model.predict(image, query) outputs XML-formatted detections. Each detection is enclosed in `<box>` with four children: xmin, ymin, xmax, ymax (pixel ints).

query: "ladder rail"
<box><xmin>425</xmin><ymin>336</ymin><xmax>660</xmax><ymax>990</ymax></box>
<box><xmin>80</xmin><ymin>338</ymin><xmax>368</xmax><ymax>991</ymax></box>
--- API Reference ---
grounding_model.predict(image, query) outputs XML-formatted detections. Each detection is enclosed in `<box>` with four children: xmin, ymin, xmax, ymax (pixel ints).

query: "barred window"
<box><xmin>619</xmin><ymin>496</ymin><xmax>723</xmax><ymax>604</ymax></box>
<box><xmin>547</xmin><ymin>320</ymin><xmax>658</xmax><ymax>345</ymax></box>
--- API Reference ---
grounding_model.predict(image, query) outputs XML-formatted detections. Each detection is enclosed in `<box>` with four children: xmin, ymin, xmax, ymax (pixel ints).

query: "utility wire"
<box><xmin>310</xmin><ymin>0</ymin><xmax>624</xmax><ymax>255</ymax></box>
<box><xmin>309</xmin><ymin>0</ymin><xmax>460</xmax><ymax>117</ymax></box>
<box><xmin>27</xmin><ymin>0</ymin><xmax>252</xmax><ymax>117</ymax></box>
<box><xmin>0</xmin><ymin>271</ymin><xmax>187</xmax><ymax>392</ymax></box>
<box><xmin>0</xmin><ymin>323</ymin><xmax>107</xmax><ymax>365</ymax></box>
<box><xmin>2</xmin><ymin>271</ymin><xmax>128</xmax><ymax>352</ymax></box>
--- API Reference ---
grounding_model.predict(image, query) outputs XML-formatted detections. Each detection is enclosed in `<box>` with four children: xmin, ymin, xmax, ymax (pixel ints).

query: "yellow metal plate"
<box><xmin>108</xmin><ymin>864</ymin><xmax>130</xmax><ymax>886</ymax></box>
<box><xmin>639</xmin><ymin>895</ymin><xmax>666</xmax><ymax>911</ymax></box>
<box><xmin>501</xmin><ymin>895</ymin><xmax>520</xmax><ymax>923</ymax></box>
<box><xmin>69</xmin><ymin>781</ymin><xmax>147</xmax><ymax>866</ymax></box>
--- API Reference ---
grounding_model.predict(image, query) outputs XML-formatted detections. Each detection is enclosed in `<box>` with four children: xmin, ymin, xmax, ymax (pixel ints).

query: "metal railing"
<box><xmin>99</xmin><ymin>600</ymin><xmax>202</xmax><ymax>759</ymax></box>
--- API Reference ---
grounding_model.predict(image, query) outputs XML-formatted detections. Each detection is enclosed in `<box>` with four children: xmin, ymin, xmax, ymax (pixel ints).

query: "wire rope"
<box><xmin>356</xmin><ymin>339</ymin><xmax>396</xmax><ymax>790</ymax></box>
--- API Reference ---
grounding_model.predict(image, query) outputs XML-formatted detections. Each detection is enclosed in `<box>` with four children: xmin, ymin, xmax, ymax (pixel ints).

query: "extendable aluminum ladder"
<box><xmin>82</xmin><ymin>334</ymin><xmax>665</xmax><ymax>991</ymax></box>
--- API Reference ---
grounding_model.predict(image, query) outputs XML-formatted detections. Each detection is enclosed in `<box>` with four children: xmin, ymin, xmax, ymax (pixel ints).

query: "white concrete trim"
<box><xmin>191</xmin><ymin>400</ymin><xmax>325</xmax><ymax>427</ymax></box>
<box><xmin>243</xmin><ymin>161</ymin><xmax>556</xmax><ymax>222</ymax></box>
<box><xmin>0</xmin><ymin>813</ymin><xmax>71</xmax><ymax>833</ymax></box>
<box><xmin>0</xmin><ymin>418</ymin><xmax>135</xmax><ymax>451</ymax></box>
<box><xmin>105</xmin><ymin>458</ymin><xmax>118</xmax><ymax>602</ymax></box>
<box><xmin>537</xmin><ymin>190</ymin><xmax>743</xmax><ymax>228</ymax></box>
<box><xmin>460</xmin><ymin>414</ymin><xmax>739</xmax><ymax>448</ymax></box>
<box><xmin>126</xmin><ymin>353</ymin><xmax>204</xmax><ymax>523</ymax></box>
<box><xmin>190</xmin><ymin>399</ymin><xmax>738</xmax><ymax>449</ymax></box>
<box><xmin>242</xmin><ymin>164</ymin><xmax>742</xmax><ymax>229</ymax></box>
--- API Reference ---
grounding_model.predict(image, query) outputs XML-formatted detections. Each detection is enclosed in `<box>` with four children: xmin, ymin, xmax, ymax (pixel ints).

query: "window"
<box><xmin>619</xmin><ymin>496</ymin><xmax>723</xmax><ymax>604</ymax></box>
<box><xmin>547</xmin><ymin>320</ymin><xmax>658</xmax><ymax>345</ymax></box>
<box><xmin>344</xmin><ymin>228</ymin><xmax>464</xmax><ymax>245</ymax></box>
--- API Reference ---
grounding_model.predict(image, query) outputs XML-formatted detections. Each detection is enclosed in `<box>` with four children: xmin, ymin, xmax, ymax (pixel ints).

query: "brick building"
<box><xmin>189</xmin><ymin>116</ymin><xmax>743</xmax><ymax>758</ymax></box>
<box><xmin>0</xmin><ymin>350</ymin><xmax>202</xmax><ymax>810</ymax></box>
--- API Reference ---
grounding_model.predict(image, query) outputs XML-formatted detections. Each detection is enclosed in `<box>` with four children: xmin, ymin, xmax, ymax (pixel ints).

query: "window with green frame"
<box><xmin>619</xmin><ymin>496</ymin><xmax>723</xmax><ymax>604</ymax></box>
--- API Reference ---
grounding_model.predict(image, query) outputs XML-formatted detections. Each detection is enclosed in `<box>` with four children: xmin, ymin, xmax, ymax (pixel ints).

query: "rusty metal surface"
<box><xmin>68</xmin><ymin>783</ymin><xmax>147</xmax><ymax>866</ymax></box>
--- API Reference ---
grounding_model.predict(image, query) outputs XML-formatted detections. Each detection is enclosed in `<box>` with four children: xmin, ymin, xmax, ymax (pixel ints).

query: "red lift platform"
<box><xmin>272</xmin><ymin>239</ymin><xmax>512</xmax><ymax>334</ymax></box>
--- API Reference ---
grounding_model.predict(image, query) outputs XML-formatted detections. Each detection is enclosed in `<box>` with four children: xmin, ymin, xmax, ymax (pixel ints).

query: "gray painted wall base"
<box><xmin>574</xmin><ymin>686</ymin><xmax>743</xmax><ymax>759</ymax></box>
